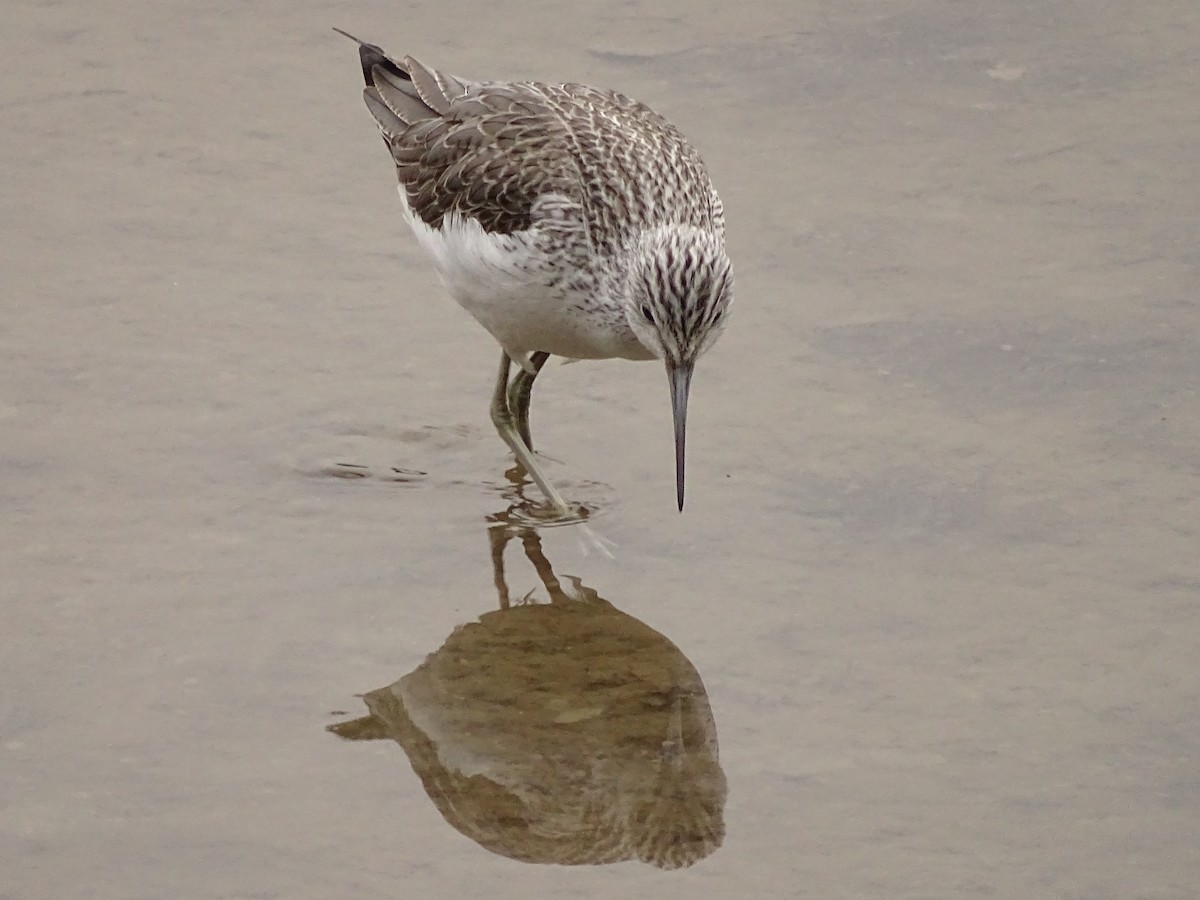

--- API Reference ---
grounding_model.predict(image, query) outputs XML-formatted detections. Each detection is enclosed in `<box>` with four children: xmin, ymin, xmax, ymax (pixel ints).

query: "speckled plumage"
<box><xmin>338</xmin><ymin>30</ymin><xmax>734</xmax><ymax>512</ymax></box>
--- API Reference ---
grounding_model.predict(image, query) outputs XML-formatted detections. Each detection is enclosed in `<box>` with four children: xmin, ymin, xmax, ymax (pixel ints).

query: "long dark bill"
<box><xmin>668</xmin><ymin>360</ymin><xmax>695</xmax><ymax>512</ymax></box>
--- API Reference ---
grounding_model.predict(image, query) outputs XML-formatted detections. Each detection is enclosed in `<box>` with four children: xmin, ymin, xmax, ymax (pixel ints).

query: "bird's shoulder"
<box><xmin>536</xmin><ymin>84</ymin><xmax>722</xmax><ymax>244</ymax></box>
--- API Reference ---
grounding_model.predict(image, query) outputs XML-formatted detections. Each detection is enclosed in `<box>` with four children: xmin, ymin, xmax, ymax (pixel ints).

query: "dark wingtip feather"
<box><xmin>332</xmin><ymin>27</ymin><xmax>411</xmax><ymax>89</ymax></box>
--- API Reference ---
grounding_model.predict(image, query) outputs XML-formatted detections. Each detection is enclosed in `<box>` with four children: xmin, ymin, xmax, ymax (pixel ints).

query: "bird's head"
<box><xmin>624</xmin><ymin>225</ymin><xmax>734</xmax><ymax>511</ymax></box>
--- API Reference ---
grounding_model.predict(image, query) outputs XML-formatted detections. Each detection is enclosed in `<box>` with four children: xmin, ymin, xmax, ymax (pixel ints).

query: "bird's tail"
<box><xmin>333</xmin><ymin>28</ymin><xmax>466</xmax><ymax>135</ymax></box>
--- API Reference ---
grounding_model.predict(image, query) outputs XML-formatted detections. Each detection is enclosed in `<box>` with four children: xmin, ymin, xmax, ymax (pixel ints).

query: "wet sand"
<box><xmin>3</xmin><ymin>1</ymin><xmax>1198</xmax><ymax>897</ymax></box>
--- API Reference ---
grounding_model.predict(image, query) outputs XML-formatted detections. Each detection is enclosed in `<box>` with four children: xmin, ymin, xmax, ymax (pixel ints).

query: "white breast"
<box><xmin>396</xmin><ymin>188</ymin><xmax>654</xmax><ymax>363</ymax></box>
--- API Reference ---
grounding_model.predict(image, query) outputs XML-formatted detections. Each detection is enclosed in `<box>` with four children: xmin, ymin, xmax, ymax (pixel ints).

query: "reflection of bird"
<box><xmin>336</xmin><ymin>31</ymin><xmax>734</xmax><ymax>516</ymax></box>
<box><xmin>330</xmin><ymin>525</ymin><xmax>726</xmax><ymax>869</ymax></box>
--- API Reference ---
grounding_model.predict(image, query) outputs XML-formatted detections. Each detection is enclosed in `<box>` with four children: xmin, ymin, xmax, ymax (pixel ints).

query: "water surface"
<box><xmin>3</xmin><ymin>1</ymin><xmax>1198</xmax><ymax>897</ymax></box>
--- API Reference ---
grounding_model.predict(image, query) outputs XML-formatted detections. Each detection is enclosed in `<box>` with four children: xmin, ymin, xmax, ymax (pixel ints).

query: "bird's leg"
<box><xmin>489</xmin><ymin>350</ymin><xmax>573</xmax><ymax>517</ymax></box>
<box><xmin>506</xmin><ymin>351</ymin><xmax>550</xmax><ymax>450</ymax></box>
<box><xmin>487</xmin><ymin>522</ymin><xmax>513</xmax><ymax>609</ymax></box>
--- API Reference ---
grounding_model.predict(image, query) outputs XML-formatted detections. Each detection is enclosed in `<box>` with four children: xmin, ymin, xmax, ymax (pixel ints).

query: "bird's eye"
<box><xmin>641</xmin><ymin>304</ymin><xmax>654</xmax><ymax>322</ymax></box>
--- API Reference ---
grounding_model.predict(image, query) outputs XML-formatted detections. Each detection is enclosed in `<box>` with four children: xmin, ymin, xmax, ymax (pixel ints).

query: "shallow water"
<box><xmin>4</xmin><ymin>1</ymin><xmax>1199</xmax><ymax>897</ymax></box>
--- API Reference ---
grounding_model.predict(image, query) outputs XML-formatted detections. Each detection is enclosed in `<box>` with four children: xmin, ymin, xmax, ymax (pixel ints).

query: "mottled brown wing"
<box><xmin>338</xmin><ymin>30</ymin><xmax>575</xmax><ymax>235</ymax></box>
<box><xmin>388</xmin><ymin>86</ymin><xmax>581</xmax><ymax>235</ymax></box>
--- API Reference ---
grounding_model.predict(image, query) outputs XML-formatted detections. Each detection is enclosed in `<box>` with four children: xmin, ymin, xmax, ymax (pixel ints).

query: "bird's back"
<box><xmin>527</xmin><ymin>82</ymin><xmax>725</xmax><ymax>256</ymax></box>
<box><xmin>342</xmin><ymin>32</ymin><xmax>724</xmax><ymax>256</ymax></box>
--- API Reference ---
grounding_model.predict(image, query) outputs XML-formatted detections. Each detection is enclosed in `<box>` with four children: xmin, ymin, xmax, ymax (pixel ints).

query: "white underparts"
<box><xmin>396</xmin><ymin>187</ymin><xmax>655</xmax><ymax>363</ymax></box>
